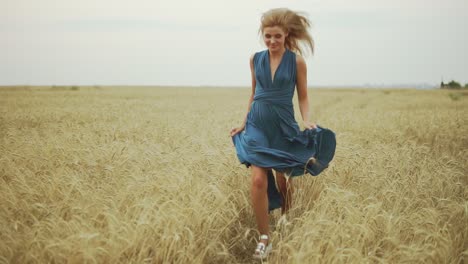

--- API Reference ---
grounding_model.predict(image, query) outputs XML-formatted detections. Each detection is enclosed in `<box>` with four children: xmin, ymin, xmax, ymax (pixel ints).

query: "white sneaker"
<box><xmin>253</xmin><ymin>234</ymin><xmax>272</xmax><ymax>260</ymax></box>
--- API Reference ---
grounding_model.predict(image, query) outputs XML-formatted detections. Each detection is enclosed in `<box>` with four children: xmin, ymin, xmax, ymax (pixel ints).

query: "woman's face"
<box><xmin>263</xmin><ymin>26</ymin><xmax>288</xmax><ymax>52</ymax></box>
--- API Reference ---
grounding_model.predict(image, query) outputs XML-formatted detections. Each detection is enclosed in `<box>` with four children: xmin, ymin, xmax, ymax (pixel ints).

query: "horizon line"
<box><xmin>0</xmin><ymin>84</ymin><xmax>442</xmax><ymax>90</ymax></box>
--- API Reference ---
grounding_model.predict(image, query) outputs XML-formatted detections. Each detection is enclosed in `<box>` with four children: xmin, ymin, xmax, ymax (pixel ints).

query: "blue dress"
<box><xmin>232</xmin><ymin>49</ymin><xmax>336</xmax><ymax>211</ymax></box>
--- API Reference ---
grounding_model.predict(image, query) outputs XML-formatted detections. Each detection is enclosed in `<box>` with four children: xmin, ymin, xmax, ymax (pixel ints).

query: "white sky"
<box><xmin>1</xmin><ymin>0</ymin><xmax>467</xmax><ymax>86</ymax></box>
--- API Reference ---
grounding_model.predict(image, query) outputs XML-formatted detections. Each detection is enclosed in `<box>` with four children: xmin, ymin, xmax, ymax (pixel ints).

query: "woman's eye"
<box><xmin>275</xmin><ymin>34</ymin><xmax>282</xmax><ymax>38</ymax></box>
<box><xmin>265</xmin><ymin>34</ymin><xmax>271</xmax><ymax>38</ymax></box>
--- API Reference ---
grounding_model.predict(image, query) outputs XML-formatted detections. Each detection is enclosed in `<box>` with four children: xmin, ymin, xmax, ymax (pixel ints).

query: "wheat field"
<box><xmin>0</xmin><ymin>86</ymin><xmax>467</xmax><ymax>263</ymax></box>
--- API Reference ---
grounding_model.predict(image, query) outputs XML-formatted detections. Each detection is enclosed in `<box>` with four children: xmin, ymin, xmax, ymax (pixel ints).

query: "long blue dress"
<box><xmin>232</xmin><ymin>49</ymin><xmax>336</xmax><ymax>211</ymax></box>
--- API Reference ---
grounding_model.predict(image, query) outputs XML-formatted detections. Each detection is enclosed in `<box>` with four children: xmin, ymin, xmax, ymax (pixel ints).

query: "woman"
<box><xmin>230</xmin><ymin>8</ymin><xmax>335</xmax><ymax>260</ymax></box>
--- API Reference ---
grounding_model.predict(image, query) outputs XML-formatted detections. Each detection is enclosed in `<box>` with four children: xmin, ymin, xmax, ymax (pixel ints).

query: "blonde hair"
<box><xmin>259</xmin><ymin>8</ymin><xmax>314</xmax><ymax>56</ymax></box>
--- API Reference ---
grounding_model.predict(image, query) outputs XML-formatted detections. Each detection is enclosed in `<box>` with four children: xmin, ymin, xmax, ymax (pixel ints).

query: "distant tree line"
<box><xmin>440</xmin><ymin>80</ymin><xmax>468</xmax><ymax>89</ymax></box>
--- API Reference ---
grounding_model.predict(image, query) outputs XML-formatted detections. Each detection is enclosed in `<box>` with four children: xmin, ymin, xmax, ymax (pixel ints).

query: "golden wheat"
<box><xmin>0</xmin><ymin>86</ymin><xmax>467</xmax><ymax>263</ymax></box>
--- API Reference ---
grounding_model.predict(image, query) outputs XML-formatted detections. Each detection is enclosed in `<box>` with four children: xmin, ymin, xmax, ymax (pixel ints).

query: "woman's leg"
<box><xmin>275</xmin><ymin>171</ymin><xmax>293</xmax><ymax>215</ymax></box>
<box><xmin>251</xmin><ymin>165</ymin><xmax>269</xmax><ymax>242</ymax></box>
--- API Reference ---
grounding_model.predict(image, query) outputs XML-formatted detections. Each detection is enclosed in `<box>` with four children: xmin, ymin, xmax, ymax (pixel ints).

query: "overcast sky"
<box><xmin>2</xmin><ymin>0</ymin><xmax>467</xmax><ymax>87</ymax></box>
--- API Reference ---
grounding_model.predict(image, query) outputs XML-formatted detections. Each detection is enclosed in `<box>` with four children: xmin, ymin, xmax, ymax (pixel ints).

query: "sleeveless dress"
<box><xmin>231</xmin><ymin>49</ymin><xmax>336</xmax><ymax>211</ymax></box>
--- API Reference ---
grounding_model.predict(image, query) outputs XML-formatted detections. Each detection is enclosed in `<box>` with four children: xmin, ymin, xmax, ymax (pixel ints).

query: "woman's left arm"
<box><xmin>296</xmin><ymin>55</ymin><xmax>317</xmax><ymax>130</ymax></box>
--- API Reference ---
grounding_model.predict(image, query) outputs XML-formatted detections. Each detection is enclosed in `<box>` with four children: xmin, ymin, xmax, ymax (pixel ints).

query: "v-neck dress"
<box><xmin>232</xmin><ymin>49</ymin><xmax>335</xmax><ymax>178</ymax></box>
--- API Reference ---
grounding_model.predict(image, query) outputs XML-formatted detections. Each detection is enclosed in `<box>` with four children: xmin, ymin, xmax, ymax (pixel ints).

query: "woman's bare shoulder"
<box><xmin>295</xmin><ymin>54</ymin><xmax>306</xmax><ymax>66</ymax></box>
<box><xmin>250</xmin><ymin>53</ymin><xmax>255</xmax><ymax>62</ymax></box>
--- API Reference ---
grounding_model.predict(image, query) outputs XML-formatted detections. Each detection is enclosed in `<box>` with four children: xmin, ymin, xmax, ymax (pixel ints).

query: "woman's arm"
<box><xmin>230</xmin><ymin>54</ymin><xmax>256</xmax><ymax>137</ymax></box>
<box><xmin>243</xmin><ymin>54</ymin><xmax>256</xmax><ymax>126</ymax></box>
<box><xmin>296</xmin><ymin>55</ymin><xmax>317</xmax><ymax>130</ymax></box>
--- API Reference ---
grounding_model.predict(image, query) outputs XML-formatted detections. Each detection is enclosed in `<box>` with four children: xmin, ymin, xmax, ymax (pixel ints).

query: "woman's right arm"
<box><xmin>230</xmin><ymin>54</ymin><xmax>256</xmax><ymax>137</ymax></box>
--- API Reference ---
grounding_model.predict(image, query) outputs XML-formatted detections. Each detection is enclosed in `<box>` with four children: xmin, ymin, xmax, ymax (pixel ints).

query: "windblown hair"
<box><xmin>260</xmin><ymin>8</ymin><xmax>314</xmax><ymax>56</ymax></box>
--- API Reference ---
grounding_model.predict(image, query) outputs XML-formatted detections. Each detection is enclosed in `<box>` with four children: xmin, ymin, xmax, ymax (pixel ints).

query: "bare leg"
<box><xmin>251</xmin><ymin>165</ymin><xmax>269</xmax><ymax>244</ymax></box>
<box><xmin>275</xmin><ymin>171</ymin><xmax>293</xmax><ymax>215</ymax></box>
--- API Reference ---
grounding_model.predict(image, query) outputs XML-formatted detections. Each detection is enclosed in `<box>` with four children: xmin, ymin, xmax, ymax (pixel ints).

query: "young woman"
<box><xmin>230</xmin><ymin>8</ymin><xmax>328</xmax><ymax>260</ymax></box>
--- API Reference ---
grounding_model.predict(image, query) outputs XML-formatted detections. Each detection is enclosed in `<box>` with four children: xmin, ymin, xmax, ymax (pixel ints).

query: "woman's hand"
<box><xmin>303</xmin><ymin>121</ymin><xmax>317</xmax><ymax>130</ymax></box>
<box><xmin>230</xmin><ymin>125</ymin><xmax>245</xmax><ymax>137</ymax></box>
